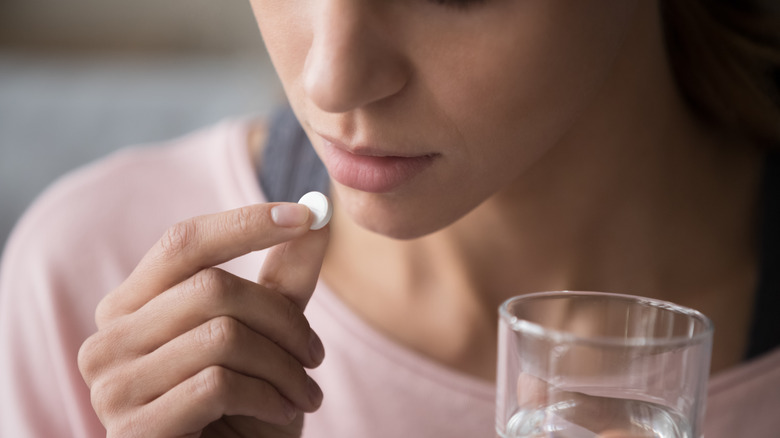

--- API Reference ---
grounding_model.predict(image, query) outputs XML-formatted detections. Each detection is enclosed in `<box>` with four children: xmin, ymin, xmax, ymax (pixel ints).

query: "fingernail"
<box><xmin>307</xmin><ymin>376</ymin><xmax>322</xmax><ymax>406</ymax></box>
<box><xmin>271</xmin><ymin>204</ymin><xmax>309</xmax><ymax>227</ymax></box>
<box><xmin>309</xmin><ymin>330</ymin><xmax>325</xmax><ymax>365</ymax></box>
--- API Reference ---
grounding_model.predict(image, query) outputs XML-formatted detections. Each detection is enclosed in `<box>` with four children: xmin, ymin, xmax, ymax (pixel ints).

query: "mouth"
<box><xmin>316</xmin><ymin>134</ymin><xmax>438</xmax><ymax>193</ymax></box>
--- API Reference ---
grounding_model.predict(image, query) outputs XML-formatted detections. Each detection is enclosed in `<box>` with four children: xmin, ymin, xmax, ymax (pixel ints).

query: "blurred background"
<box><xmin>0</xmin><ymin>0</ymin><xmax>284</xmax><ymax>249</ymax></box>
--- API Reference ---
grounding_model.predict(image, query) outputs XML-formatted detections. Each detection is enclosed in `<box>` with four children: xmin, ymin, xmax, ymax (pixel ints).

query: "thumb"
<box><xmin>258</xmin><ymin>224</ymin><xmax>330</xmax><ymax>311</ymax></box>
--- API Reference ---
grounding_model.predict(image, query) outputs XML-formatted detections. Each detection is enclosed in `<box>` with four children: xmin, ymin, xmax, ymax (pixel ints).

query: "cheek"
<box><xmin>422</xmin><ymin>0</ymin><xmax>639</xmax><ymax>177</ymax></box>
<box><xmin>250</xmin><ymin>1</ymin><xmax>311</xmax><ymax>105</ymax></box>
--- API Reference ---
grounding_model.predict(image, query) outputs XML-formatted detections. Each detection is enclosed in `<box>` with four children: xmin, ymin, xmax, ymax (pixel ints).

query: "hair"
<box><xmin>661</xmin><ymin>0</ymin><xmax>780</xmax><ymax>148</ymax></box>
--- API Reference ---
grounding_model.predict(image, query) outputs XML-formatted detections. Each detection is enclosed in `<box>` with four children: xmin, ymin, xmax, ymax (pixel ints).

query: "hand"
<box><xmin>78</xmin><ymin>203</ymin><xmax>328</xmax><ymax>438</ymax></box>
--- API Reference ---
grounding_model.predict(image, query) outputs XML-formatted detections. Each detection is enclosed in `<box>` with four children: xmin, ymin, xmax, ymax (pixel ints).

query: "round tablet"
<box><xmin>297</xmin><ymin>191</ymin><xmax>333</xmax><ymax>230</ymax></box>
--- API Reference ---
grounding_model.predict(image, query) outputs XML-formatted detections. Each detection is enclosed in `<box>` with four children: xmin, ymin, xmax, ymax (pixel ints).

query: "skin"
<box><xmin>80</xmin><ymin>0</ymin><xmax>763</xmax><ymax>436</ymax></box>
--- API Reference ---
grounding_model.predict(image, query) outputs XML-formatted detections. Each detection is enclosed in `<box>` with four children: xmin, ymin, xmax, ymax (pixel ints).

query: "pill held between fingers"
<box><xmin>298</xmin><ymin>191</ymin><xmax>333</xmax><ymax>230</ymax></box>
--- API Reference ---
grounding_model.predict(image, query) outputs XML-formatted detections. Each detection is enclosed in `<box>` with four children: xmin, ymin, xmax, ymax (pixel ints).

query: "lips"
<box><xmin>318</xmin><ymin>136</ymin><xmax>437</xmax><ymax>193</ymax></box>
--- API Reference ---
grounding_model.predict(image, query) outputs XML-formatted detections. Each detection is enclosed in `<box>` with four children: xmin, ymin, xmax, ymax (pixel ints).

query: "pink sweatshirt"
<box><xmin>1</xmin><ymin>119</ymin><xmax>777</xmax><ymax>437</ymax></box>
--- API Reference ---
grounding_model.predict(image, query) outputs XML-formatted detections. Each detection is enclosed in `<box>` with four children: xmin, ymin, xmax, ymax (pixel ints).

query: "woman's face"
<box><xmin>250</xmin><ymin>0</ymin><xmax>641</xmax><ymax>239</ymax></box>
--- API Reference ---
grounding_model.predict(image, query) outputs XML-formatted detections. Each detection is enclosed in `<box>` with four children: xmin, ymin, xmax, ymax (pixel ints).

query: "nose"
<box><xmin>303</xmin><ymin>1</ymin><xmax>409</xmax><ymax>113</ymax></box>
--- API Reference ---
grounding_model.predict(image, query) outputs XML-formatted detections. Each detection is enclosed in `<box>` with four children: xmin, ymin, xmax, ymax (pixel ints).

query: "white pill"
<box><xmin>298</xmin><ymin>191</ymin><xmax>333</xmax><ymax>230</ymax></box>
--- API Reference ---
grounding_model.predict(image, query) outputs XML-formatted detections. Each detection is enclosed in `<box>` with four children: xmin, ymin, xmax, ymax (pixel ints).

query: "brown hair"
<box><xmin>662</xmin><ymin>0</ymin><xmax>780</xmax><ymax>147</ymax></box>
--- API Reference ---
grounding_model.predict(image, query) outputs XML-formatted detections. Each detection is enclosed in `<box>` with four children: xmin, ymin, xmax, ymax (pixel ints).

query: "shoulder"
<box><xmin>2</xmin><ymin>117</ymin><xmax>265</xmax><ymax>300</ymax></box>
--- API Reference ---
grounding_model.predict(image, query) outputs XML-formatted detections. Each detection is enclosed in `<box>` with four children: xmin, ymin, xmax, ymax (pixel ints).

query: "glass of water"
<box><xmin>496</xmin><ymin>291</ymin><xmax>713</xmax><ymax>438</ymax></box>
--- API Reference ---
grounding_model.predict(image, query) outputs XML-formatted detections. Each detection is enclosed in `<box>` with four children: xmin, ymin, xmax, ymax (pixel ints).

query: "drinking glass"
<box><xmin>496</xmin><ymin>291</ymin><xmax>713</xmax><ymax>438</ymax></box>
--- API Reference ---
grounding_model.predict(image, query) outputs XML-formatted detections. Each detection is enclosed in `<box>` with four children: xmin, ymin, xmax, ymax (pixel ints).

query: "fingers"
<box><xmin>137</xmin><ymin>268</ymin><xmax>323</xmax><ymax>368</ymax></box>
<box><xmin>79</xmin><ymin>269</ymin><xmax>325</xmax><ymax>393</ymax></box>
<box><xmin>97</xmin><ymin>203</ymin><xmax>312</xmax><ymax>326</ymax></box>
<box><xmin>81</xmin><ymin>300</ymin><xmax>323</xmax><ymax>436</ymax></box>
<box><xmin>258</xmin><ymin>226</ymin><xmax>330</xmax><ymax>310</ymax></box>
<box><xmin>135</xmin><ymin>316</ymin><xmax>322</xmax><ymax>411</ymax></box>
<box><xmin>124</xmin><ymin>366</ymin><xmax>299</xmax><ymax>437</ymax></box>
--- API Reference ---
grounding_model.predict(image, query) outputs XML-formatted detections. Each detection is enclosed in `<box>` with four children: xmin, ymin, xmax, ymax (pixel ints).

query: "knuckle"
<box><xmin>192</xmin><ymin>366</ymin><xmax>230</xmax><ymax>401</ymax></box>
<box><xmin>213</xmin><ymin>206</ymin><xmax>256</xmax><ymax>239</ymax></box>
<box><xmin>77</xmin><ymin>335</ymin><xmax>101</xmax><ymax>383</ymax></box>
<box><xmin>94</xmin><ymin>287</ymin><xmax>125</xmax><ymax>329</ymax></box>
<box><xmin>78</xmin><ymin>328</ymin><xmax>122</xmax><ymax>385</ymax></box>
<box><xmin>94</xmin><ymin>299</ymin><xmax>112</xmax><ymax>329</ymax></box>
<box><xmin>187</xmin><ymin>268</ymin><xmax>231</xmax><ymax>303</ymax></box>
<box><xmin>105</xmin><ymin>408</ymin><xmax>147</xmax><ymax>438</ymax></box>
<box><xmin>90</xmin><ymin>376</ymin><xmax>123</xmax><ymax>418</ymax></box>
<box><xmin>159</xmin><ymin>219</ymin><xmax>197</xmax><ymax>258</ymax></box>
<box><xmin>228</xmin><ymin>206</ymin><xmax>255</xmax><ymax>235</ymax></box>
<box><xmin>197</xmin><ymin>316</ymin><xmax>240</xmax><ymax>349</ymax></box>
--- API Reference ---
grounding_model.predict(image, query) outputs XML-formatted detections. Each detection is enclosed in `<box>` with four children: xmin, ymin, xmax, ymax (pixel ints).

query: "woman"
<box><xmin>1</xmin><ymin>0</ymin><xmax>778</xmax><ymax>436</ymax></box>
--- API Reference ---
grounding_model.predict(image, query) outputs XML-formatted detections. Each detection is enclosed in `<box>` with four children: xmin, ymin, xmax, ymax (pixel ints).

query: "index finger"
<box><xmin>98</xmin><ymin>203</ymin><xmax>312</xmax><ymax>325</ymax></box>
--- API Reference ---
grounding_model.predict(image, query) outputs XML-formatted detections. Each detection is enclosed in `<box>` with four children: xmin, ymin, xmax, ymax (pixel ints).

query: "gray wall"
<box><xmin>0</xmin><ymin>0</ymin><xmax>263</xmax><ymax>53</ymax></box>
<box><xmin>0</xmin><ymin>1</ymin><xmax>283</xmax><ymax>250</ymax></box>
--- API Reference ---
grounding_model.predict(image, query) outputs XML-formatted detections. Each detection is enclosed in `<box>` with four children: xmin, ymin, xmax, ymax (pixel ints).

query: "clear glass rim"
<box><xmin>499</xmin><ymin>290</ymin><xmax>714</xmax><ymax>348</ymax></box>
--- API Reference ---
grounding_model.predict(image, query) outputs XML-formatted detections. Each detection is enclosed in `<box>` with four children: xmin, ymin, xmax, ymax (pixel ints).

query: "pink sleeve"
<box><xmin>0</xmin><ymin>120</ymin><xmax>261</xmax><ymax>437</ymax></box>
<box><xmin>0</xmin><ymin>171</ymin><xmax>122</xmax><ymax>437</ymax></box>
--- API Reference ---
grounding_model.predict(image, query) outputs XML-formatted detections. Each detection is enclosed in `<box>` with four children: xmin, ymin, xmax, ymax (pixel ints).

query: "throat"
<box><xmin>321</xmin><ymin>226</ymin><xmax>503</xmax><ymax>382</ymax></box>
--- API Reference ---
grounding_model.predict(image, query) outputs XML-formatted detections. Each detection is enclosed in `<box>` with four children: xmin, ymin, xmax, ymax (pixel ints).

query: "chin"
<box><xmin>337</xmin><ymin>190</ymin><xmax>466</xmax><ymax>240</ymax></box>
<box><xmin>356</xmin><ymin>217</ymin><xmax>437</xmax><ymax>241</ymax></box>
